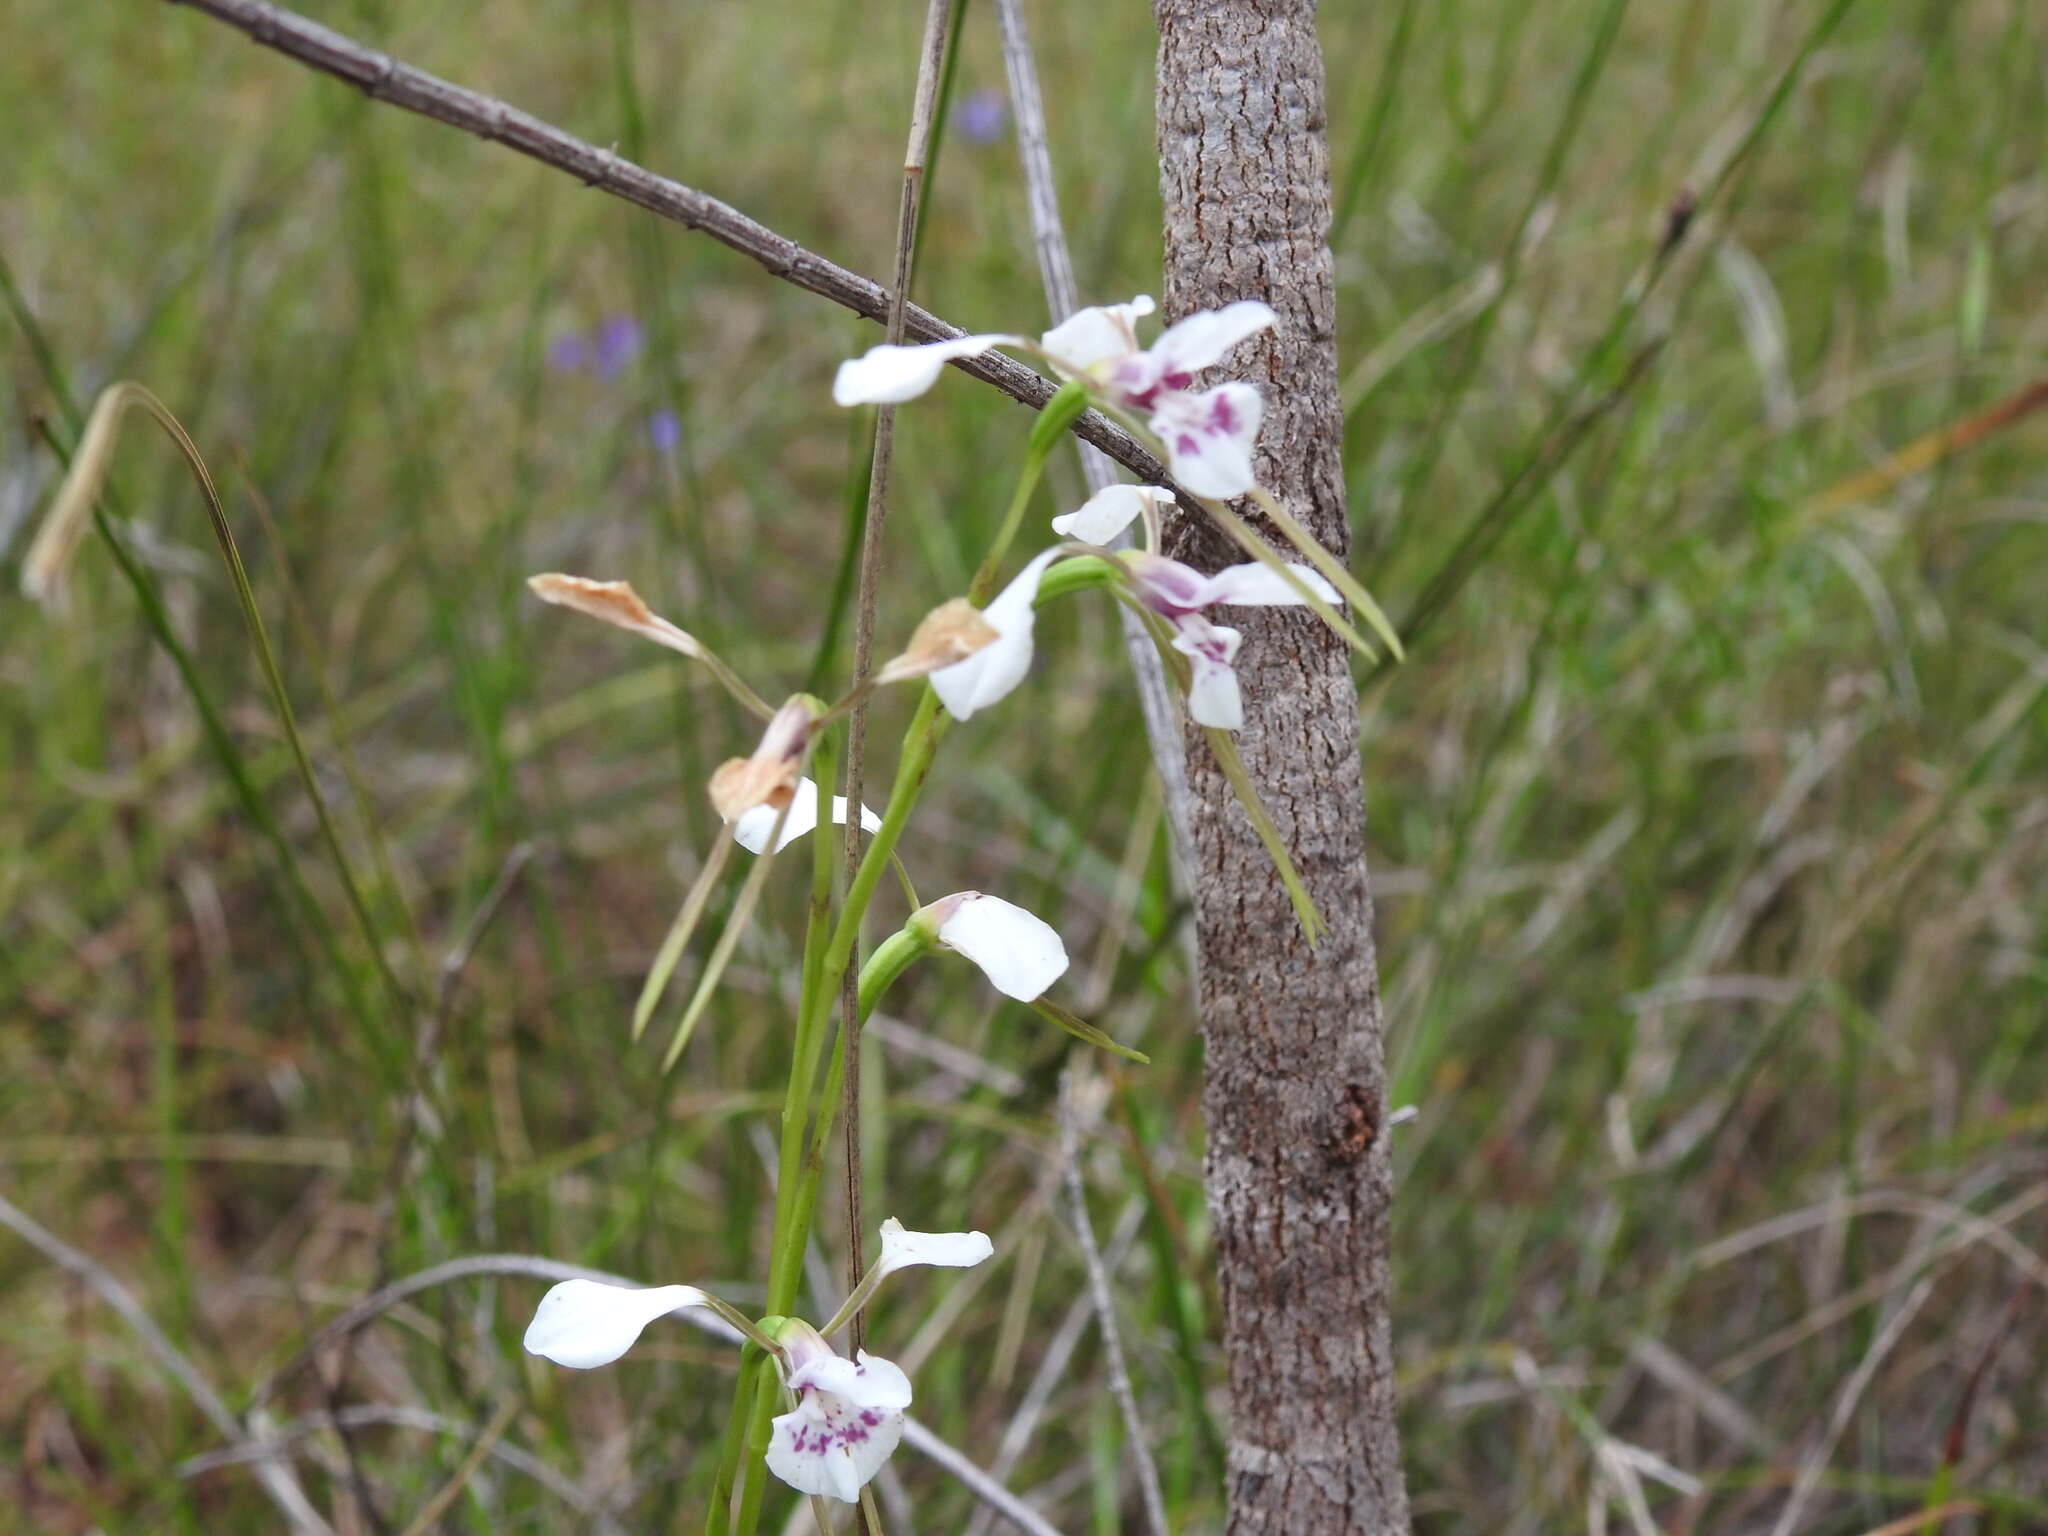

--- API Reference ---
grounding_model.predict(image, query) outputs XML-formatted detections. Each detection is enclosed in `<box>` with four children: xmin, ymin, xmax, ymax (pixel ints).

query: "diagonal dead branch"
<box><xmin>159</xmin><ymin>0</ymin><xmax>1163</xmax><ymax>481</ymax></box>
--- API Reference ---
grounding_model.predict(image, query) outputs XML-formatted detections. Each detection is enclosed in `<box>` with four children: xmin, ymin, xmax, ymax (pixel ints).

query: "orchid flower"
<box><xmin>1121</xmin><ymin>551</ymin><xmax>1340</xmax><ymax>731</ymax></box>
<box><xmin>522</xmin><ymin>1219</ymin><xmax>992</xmax><ymax>1503</ymax></box>
<box><xmin>910</xmin><ymin>890</ymin><xmax>1069</xmax><ymax>1001</ymax></box>
<box><xmin>832</xmin><ymin>297</ymin><xmax>1277</xmax><ymax>497</ymax></box>
<box><xmin>926</xmin><ymin>548</ymin><xmax>1062</xmax><ymax>722</ymax></box>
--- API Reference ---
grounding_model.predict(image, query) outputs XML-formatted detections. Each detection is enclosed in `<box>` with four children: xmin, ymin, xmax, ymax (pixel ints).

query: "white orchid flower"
<box><xmin>831</xmin><ymin>296</ymin><xmax>1277</xmax><ymax>497</ymax></box>
<box><xmin>1050</xmin><ymin>483</ymin><xmax>1174</xmax><ymax>545</ymax></box>
<box><xmin>929</xmin><ymin>548</ymin><xmax>1062</xmax><ymax>722</ymax></box>
<box><xmin>1040</xmin><ymin>296</ymin><xmax>1273</xmax><ymax>413</ymax></box>
<box><xmin>1146</xmin><ymin>381</ymin><xmax>1265</xmax><ymax>499</ymax></box>
<box><xmin>521</xmin><ymin>1219</ymin><xmax>992</xmax><ymax>1504</ymax></box>
<box><xmin>1041</xmin><ymin>296</ymin><xmax>1274</xmax><ymax>498</ymax></box>
<box><xmin>1122</xmin><ymin>551</ymin><xmax>1340</xmax><ymax>730</ymax></box>
<box><xmin>766</xmin><ymin>1320</ymin><xmax>913</xmax><ymax>1502</ymax></box>
<box><xmin>913</xmin><ymin>890</ymin><xmax>1070</xmax><ymax>1001</ymax></box>
<box><xmin>730</xmin><ymin>777</ymin><xmax>882</xmax><ymax>854</ymax></box>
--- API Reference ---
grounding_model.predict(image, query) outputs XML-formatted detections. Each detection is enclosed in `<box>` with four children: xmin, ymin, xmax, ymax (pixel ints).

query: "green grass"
<box><xmin>4</xmin><ymin>0</ymin><xmax>2046</xmax><ymax>1531</ymax></box>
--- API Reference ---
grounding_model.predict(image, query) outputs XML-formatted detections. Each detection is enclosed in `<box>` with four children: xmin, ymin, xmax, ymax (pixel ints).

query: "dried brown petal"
<box><xmin>876</xmin><ymin>598</ymin><xmax>999</xmax><ymax>684</ymax></box>
<box><xmin>527</xmin><ymin>573</ymin><xmax>706</xmax><ymax>660</ymax></box>
<box><xmin>706</xmin><ymin>697</ymin><xmax>819</xmax><ymax>822</ymax></box>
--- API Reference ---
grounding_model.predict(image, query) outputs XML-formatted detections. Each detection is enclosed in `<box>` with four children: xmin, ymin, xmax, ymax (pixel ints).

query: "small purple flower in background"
<box><xmin>546</xmin><ymin>331</ymin><xmax>589</xmax><ymax>373</ymax></box>
<box><xmin>647</xmin><ymin>407</ymin><xmax>682</xmax><ymax>454</ymax></box>
<box><xmin>547</xmin><ymin>312</ymin><xmax>644</xmax><ymax>379</ymax></box>
<box><xmin>953</xmin><ymin>86</ymin><xmax>1007</xmax><ymax>146</ymax></box>
<box><xmin>591</xmin><ymin>313</ymin><xmax>642</xmax><ymax>379</ymax></box>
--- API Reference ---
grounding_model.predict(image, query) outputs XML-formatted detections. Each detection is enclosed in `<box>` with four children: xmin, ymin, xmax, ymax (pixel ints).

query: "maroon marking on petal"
<box><xmin>1160</xmin><ymin>370</ymin><xmax>1192</xmax><ymax>391</ymax></box>
<box><xmin>1176</xmin><ymin>433</ymin><xmax>1201</xmax><ymax>457</ymax></box>
<box><xmin>1209</xmin><ymin>394</ymin><xmax>1238</xmax><ymax>433</ymax></box>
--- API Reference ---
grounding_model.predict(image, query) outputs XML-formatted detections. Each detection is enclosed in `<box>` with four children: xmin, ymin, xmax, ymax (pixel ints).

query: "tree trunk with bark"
<box><xmin>1153</xmin><ymin>3</ymin><xmax>1411</xmax><ymax>1531</ymax></box>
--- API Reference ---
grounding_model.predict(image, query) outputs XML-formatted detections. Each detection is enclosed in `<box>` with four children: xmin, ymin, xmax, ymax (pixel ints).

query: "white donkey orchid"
<box><xmin>1121</xmin><ymin>551</ymin><xmax>1340</xmax><ymax>730</ymax></box>
<box><xmin>833</xmin><ymin>296</ymin><xmax>1277</xmax><ymax>497</ymax></box>
<box><xmin>927</xmin><ymin>548</ymin><xmax>1062</xmax><ymax>723</ymax></box>
<box><xmin>522</xmin><ymin>1219</ymin><xmax>992</xmax><ymax>1504</ymax></box>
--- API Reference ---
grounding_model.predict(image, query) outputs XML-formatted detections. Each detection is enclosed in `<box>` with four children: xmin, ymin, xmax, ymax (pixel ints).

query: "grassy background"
<box><xmin>4</xmin><ymin>0</ymin><xmax>2046</xmax><ymax>1530</ymax></box>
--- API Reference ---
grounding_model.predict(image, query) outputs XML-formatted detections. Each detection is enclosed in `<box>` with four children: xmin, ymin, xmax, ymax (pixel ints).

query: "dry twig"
<box><xmin>161</xmin><ymin>0</ymin><xmax>1164</xmax><ymax>481</ymax></box>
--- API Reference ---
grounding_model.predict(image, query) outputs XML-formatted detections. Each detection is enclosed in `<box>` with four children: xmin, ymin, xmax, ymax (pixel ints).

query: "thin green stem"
<box><xmin>732</xmin><ymin>701</ymin><xmax>948</xmax><ymax>1530</ymax></box>
<box><xmin>969</xmin><ymin>436</ymin><xmax>1057</xmax><ymax>603</ymax></box>
<box><xmin>705</xmin><ymin>1344</ymin><xmax>766</xmax><ymax>1536</ymax></box>
<box><xmin>730</xmin><ymin>442</ymin><xmax>1046</xmax><ymax>1530</ymax></box>
<box><xmin>714</xmin><ymin>741</ymin><xmax>836</xmax><ymax>1536</ymax></box>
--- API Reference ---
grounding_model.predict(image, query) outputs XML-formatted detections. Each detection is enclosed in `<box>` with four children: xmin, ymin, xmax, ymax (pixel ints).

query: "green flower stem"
<box><xmin>1033</xmin><ymin>553</ymin><xmax>1122</xmax><ymax>605</ymax></box>
<box><xmin>731</xmin><ymin>436</ymin><xmax>1050</xmax><ymax>1532</ymax></box>
<box><xmin>968</xmin><ymin>460</ymin><xmax>1044</xmax><ymax>604</ymax></box>
<box><xmin>727</xmin><ymin>1358</ymin><xmax>782</xmax><ymax>1536</ymax></box>
<box><xmin>705</xmin><ymin>1342</ymin><xmax>764</xmax><ymax>1536</ymax></box>
<box><xmin>710</xmin><ymin>738</ymin><xmax>837</xmax><ymax>1536</ymax></box>
<box><xmin>732</xmin><ymin>923</ymin><xmax>933</xmax><ymax>1533</ymax></box>
<box><xmin>968</xmin><ymin>390</ymin><xmax>1080</xmax><ymax>602</ymax></box>
<box><xmin>698</xmin><ymin>1294</ymin><xmax>786</xmax><ymax>1355</ymax></box>
<box><xmin>733</xmin><ymin>699</ymin><xmax>952</xmax><ymax>1533</ymax></box>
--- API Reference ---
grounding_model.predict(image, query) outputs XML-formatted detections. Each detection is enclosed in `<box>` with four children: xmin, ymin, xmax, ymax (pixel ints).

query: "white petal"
<box><xmin>876</xmin><ymin>1217</ymin><xmax>994</xmax><ymax>1279</ymax></box>
<box><xmin>937</xmin><ymin>893</ymin><xmax>1069</xmax><ymax>1000</ymax></box>
<box><xmin>832</xmin><ymin>334</ymin><xmax>1013</xmax><ymax>406</ymax></box>
<box><xmin>730</xmin><ymin>778</ymin><xmax>882</xmax><ymax>854</ymax></box>
<box><xmin>1050</xmin><ymin>484</ymin><xmax>1166</xmax><ymax>545</ymax></box>
<box><xmin>1038</xmin><ymin>295</ymin><xmax>1155</xmax><ymax>374</ymax></box>
<box><xmin>1184</xmin><ymin>657</ymin><xmax>1244</xmax><ymax>729</ymax></box>
<box><xmin>767</xmin><ymin>1389</ymin><xmax>904</xmax><ymax>1503</ymax></box>
<box><xmin>1149</xmin><ymin>300</ymin><xmax>1277</xmax><ymax>377</ymax></box>
<box><xmin>1171</xmin><ymin>617</ymin><xmax>1245</xmax><ymax>730</ymax></box>
<box><xmin>789</xmin><ymin>1349</ymin><xmax>916</xmax><ymax>1412</ymax></box>
<box><xmin>1191</xmin><ymin>562</ymin><xmax>1339</xmax><ymax>609</ymax></box>
<box><xmin>928</xmin><ymin>548</ymin><xmax>1061</xmax><ymax>722</ymax></box>
<box><xmin>521</xmin><ymin>1279</ymin><xmax>707</xmax><ymax>1369</ymax></box>
<box><xmin>1152</xmin><ymin>384</ymin><xmax>1264</xmax><ymax>499</ymax></box>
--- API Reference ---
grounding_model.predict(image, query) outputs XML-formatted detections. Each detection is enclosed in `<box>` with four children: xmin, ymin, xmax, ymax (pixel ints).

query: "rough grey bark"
<box><xmin>1154</xmin><ymin>3</ymin><xmax>1411</xmax><ymax>1532</ymax></box>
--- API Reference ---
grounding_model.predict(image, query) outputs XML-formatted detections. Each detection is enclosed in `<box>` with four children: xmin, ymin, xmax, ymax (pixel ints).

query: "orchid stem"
<box><xmin>969</xmin><ymin>442</ymin><xmax>1053</xmax><ymax>604</ymax></box>
<box><xmin>706</xmin><ymin>1341</ymin><xmax>766</xmax><ymax>1536</ymax></box>
<box><xmin>732</xmin><ymin>692</ymin><xmax>950</xmax><ymax>1532</ymax></box>
<box><xmin>727</xmin><ymin>431</ymin><xmax>1044</xmax><ymax>1532</ymax></box>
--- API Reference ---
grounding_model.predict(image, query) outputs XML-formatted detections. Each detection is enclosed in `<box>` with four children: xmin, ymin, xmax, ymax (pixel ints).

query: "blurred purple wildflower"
<box><xmin>952</xmin><ymin>87</ymin><xmax>1007</xmax><ymax>147</ymax></box>
<box><xmin>548</xmin><ymin>312</ymin><xmax>645</xmax><ymax>379</ymax></box>
<box><xmin>592</xmin><ymin>313</ymin><xmax>643</xmax><ymax>379</ymax></box>
<box><xmin>648</xmin><ymin>407</ymin><xmax>682</xmax><ymax>454</ymax></box>
<box><xmin>547</xmin><ymin>332</ymin><xmax>589</xmax><ymax>373</ymax></box>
